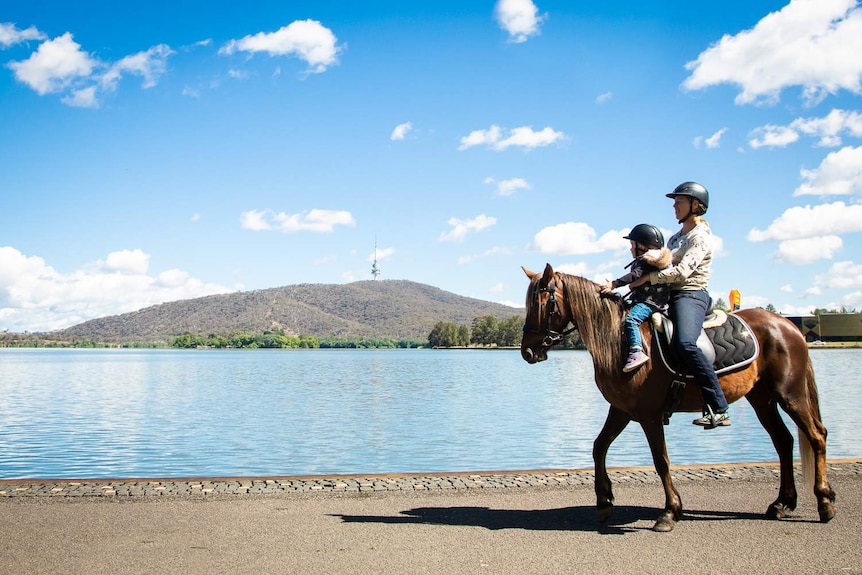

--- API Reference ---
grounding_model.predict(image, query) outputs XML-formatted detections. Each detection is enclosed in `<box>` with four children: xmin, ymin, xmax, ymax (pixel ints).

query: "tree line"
<box><xmin>427</xmin><ymin>314</ymin><xmax>584</xmax><ymax>349</ymax></box>
<box><xmin>4</xmin><ymin>314</ymin><xmax>587</xmax><ymax>350</ymax></box>
<box><xmin>169</xmin><ymin>331</ymin><xmax>425</xmax><ymax>349</ymax></box>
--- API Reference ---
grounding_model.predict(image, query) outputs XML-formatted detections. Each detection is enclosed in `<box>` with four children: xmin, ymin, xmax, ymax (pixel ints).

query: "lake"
<box><xmin>0</xmin><ymin>348</ymin><xmax>859</xmax><ymax>479</ymax></box>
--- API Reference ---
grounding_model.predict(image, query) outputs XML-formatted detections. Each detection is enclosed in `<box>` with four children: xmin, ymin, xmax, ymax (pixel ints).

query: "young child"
<box><xmin>600</xmin><ymin>223</ymin><xmax>672</xmax><ymax>372</ymax></box>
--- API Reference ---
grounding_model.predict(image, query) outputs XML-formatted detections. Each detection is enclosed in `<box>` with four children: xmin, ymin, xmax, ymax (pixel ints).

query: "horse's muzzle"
<box><xmin>521</xmin><ymin>346</ymin><xmax>548</xmax><ymax>364</ymax></box>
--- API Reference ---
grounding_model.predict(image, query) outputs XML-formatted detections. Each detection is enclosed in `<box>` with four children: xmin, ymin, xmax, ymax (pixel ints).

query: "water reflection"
<box><xmin>0</xmin><ymin>348</ymin><xmax>858</xmax><ymax>479</ymax></box>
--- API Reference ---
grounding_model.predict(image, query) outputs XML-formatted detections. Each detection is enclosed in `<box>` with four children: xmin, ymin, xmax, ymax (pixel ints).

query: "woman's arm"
<box><xmin>650</xmin><ymin>234</ymin><xmax>710</xmax><ymax>286</ymax></box>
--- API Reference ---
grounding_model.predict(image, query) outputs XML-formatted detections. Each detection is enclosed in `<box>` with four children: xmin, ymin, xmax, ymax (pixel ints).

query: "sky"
<box><xmin>2</xmin><ymin>0</ymin><xmax>862</xmax><ymax>333</ymax></box>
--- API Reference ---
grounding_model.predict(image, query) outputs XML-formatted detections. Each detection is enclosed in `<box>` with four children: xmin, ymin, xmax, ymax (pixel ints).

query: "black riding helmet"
<box><xmin>623</xmin><ymin>223</ymin><xmax>664</xmax><ymax>249</ymax></box>
<box><xmin>666</xmin><ymin>181</ymin><xmax>709</xmax><ymax>224</ymax></box>
<box><xmin>666</xmin><ymin>181</ymin><xmax>709</xmax><ymax>214</ymax></box>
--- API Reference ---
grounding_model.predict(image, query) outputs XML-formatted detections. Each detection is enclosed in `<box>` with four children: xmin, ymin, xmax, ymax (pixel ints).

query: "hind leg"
<box><xmin>783</xmin><ymin>400</ymin><xmax>837</xmax><ymax>522</ymax></box>
<box><xmin>749</xmin><ymin>399</ymin><xmax>798</xmax><ymax>518</ymax></box>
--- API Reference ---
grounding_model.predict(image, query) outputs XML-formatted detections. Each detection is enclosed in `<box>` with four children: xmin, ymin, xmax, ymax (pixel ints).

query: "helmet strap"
<box><xmin>677</xmin><ymin>198</ymin><xmax>700</xmax><ymax>224</ymax></box>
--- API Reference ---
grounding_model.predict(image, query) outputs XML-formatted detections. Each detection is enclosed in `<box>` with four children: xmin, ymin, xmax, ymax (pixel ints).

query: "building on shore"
<box><xmin>784</xmin><ymin>313</ymin><xmax>862</xmax><ymax>343</ymax></box>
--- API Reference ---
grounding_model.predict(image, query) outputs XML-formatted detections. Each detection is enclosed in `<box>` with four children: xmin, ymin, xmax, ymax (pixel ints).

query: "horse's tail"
<box><xmin>799</xmin><ymin>429</ymin><xmax>814</xmax><ymax>494</ymax></box>
<box><xmin>799</xmin><ymin>356</ymin><xmax>820</xmax><ymax>493</ymax></box>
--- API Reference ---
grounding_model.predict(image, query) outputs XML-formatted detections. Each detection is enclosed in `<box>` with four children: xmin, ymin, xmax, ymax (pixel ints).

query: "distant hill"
<box><xmin>47</xmin><ymin>280</ymin><xmax>524</xmax><ymax>344</ymax></box>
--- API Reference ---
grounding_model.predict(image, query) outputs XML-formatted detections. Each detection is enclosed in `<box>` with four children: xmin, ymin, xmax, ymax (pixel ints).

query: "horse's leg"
<box><xmin>640</xmin><ymin>418</ymin><xmax>682</xmax><ymax>532</ymax></box>
<box><xmin>593</xmin><ymin>405</ymin><xmax>630</xmax><ymax>522</ymax></box>
<box><xmin>780</xmin><ymin>363</ymin><xmax>837</xmax><ymax>522</ymax></box>
<box><xmin>748</xmin><ymin>399</ymin><xmax>798</xmax><ymax>519</ymax></box>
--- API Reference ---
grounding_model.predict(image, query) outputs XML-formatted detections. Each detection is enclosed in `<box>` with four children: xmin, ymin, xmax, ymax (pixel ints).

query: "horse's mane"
<box><xmin>558</xmin><ymin>273</ymin><xmax>627</xmax><ymax>376</ymax></box>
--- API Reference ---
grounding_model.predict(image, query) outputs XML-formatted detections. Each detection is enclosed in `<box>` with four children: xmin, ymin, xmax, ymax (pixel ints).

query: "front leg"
<box><xmin>640</xmin><ymin>417</ymin><xmax>683</xmax><ymax>532</ymax></box>
<box><xmin>593</xmin><ymin>406</ymin><xmax>631</xmax><ymax>522</ymax></box>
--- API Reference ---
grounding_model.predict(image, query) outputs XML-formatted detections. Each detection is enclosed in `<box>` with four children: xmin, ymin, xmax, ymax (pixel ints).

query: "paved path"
<box><xmin>2</xmin><ymin>460</ymin><xmax>860</xmax><ymax>574</ymax></box>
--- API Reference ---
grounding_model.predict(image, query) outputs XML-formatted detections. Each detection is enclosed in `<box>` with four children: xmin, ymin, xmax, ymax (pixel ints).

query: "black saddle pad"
<box><xmin>653</xmin><ymin>311</ymin><xmax>759</xmax><ymax>377</ymax></box>
<box><xmin>707</xmin><ymin>313</ymin><xmax>759</xmax><ymax>374</ymax></box>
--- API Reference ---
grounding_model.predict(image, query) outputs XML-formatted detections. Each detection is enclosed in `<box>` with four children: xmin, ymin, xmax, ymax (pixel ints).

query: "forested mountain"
<box><xmin>46</xmin><ymin>280</ymin><xmax>524</xmax><ymax>344</ymax></box>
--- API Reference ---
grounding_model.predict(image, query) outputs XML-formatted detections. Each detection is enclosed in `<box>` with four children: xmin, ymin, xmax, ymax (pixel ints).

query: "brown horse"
<box><xmin>520</xmin><ymin>263</ymin><xmax>836</xmax><ymax>532</ymax></box>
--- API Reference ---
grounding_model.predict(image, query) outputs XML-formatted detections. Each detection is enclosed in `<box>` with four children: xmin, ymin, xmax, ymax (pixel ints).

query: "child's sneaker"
<box><xmin>623</xmin><ymin>350</ymin><xmax>649</xmax><ymax>373</ymax></box>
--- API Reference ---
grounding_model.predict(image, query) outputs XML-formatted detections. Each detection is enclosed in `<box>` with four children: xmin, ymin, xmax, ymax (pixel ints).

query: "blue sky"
<box><xmin>2</xmin><ymin>0</ymin><xmax>862</xmax><ymax>333</ymax></box>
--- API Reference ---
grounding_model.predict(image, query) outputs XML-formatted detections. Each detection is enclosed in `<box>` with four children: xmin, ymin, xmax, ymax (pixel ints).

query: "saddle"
<box><xmin>649</xmin><ymin>309</ymin><xmax>759</xmax><ymax>424</ymax></box>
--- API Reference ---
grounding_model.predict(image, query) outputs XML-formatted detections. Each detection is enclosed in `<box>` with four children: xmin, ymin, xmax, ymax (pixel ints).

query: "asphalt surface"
<box><xmin>2</xmin><ymin>460</ymin><xmax>860</xmax><ymax>575</ymax></box>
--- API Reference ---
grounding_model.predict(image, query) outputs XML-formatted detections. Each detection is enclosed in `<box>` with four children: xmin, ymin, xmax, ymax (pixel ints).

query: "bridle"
<box><xmin>522</xmin><ymin>277</ymin><xmax>576</xmax><ymax>347</ymax></box>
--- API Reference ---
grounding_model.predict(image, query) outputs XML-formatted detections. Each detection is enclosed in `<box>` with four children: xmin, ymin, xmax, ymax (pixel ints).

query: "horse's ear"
<box><xmin>542</xmin><ymin>263</ymin><xmax>554</xmax><ymax>284</ymax></box>
<box><xmin>521</xmin><ymin>266</ymin><xmax>536</xmax><ymax>279</ymax></box>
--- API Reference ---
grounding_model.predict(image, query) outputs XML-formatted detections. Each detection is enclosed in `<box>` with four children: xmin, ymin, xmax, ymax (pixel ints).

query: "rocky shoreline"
<box><xmin>3</xmin><ymin>459</ymin><xmax>859</xmax><ymax>499</ymax></box>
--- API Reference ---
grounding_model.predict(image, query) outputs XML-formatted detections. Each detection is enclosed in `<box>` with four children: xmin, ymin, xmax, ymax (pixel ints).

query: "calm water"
<box><xmin>0</xmin><ymin>348</ymin><xmax>859</xmax><ymax>479</ymax></box>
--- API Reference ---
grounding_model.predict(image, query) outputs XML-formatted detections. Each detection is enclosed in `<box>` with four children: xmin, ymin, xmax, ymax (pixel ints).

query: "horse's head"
<box><xmin>520</xmin><ymin>263</ymin><xmax>576</xmax><ymax>364</ymax></box>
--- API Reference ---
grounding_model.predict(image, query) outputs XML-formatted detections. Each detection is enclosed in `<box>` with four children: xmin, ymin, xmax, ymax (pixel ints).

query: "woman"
<box><xmin>631</xmin><ymin>181</ymin><xmax>730</xmax><ymax>429</ymax></box>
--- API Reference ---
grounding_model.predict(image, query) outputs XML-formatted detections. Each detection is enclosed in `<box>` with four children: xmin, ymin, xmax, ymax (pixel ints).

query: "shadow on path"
<box><xmin>331</xmin><ymin>504</ymin><xmax>772</xmax><ymax>534</ymax></box>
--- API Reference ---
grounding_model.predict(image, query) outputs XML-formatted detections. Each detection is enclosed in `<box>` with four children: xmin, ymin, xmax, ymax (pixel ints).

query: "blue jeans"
<box><xmin>668</xmin><ymin>289</ymin><xmax>729</xmax><ymax>414</ymax></box>
<box><xmin>624</xmin><ymin>302</ymin><xmax>653</xmax><ymax>352</ymax></box>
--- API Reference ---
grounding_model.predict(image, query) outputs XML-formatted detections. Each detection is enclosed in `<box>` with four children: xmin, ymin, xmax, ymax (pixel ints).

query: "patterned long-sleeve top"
<box><xmin>649</xmin><ymin>221</ymin><xmax>713</xmax><ymax>291</ymax></box>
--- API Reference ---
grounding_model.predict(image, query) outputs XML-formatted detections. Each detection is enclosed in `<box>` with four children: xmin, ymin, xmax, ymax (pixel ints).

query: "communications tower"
<box><xmin>371</xmin><ymin>238</ymin><xmax>381</xmax><ymax>280</ymax></box>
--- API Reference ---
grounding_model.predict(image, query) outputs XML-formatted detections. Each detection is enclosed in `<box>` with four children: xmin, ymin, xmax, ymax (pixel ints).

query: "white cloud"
<box><xmin>711</xmin><ymin>233</ymin><xmax>727</xmax><ymax>257</ymax></box>
<box><xmin>751</xmin><ymin>109</ymin><xmax>862</xmax><ymax>148</ymax></box>
<box><xmin>239</xmin><ymin>209</ymin><xmax>271</xmax><ymax>231</ymax></box>
<box><xmin>774</xmin><ymin>235</ymin><xmax>843</xmax><ymax>264</ymax></box>
<box><xmin>459</xmin><ymin>125</ymin><xmax>501</xmax><ymax>149</ymax></box>
<box><xmin>438</xmin><ymin>215</ymin><xmax>497</xmax><ymax>242</ymax></box>
<box><xmin>530</xmin><ymin>223</ymin><xmax>629</xmax><ymax>256</ymax></box>
<box><xmin>8</xmin><ymin>32</ymin><xmax>97</xmax><ymax>95</ymax></box>
<box><xmin>749</xmin><ymin>125</ymin><xmax>801</xmax><ymax>148</ymax></box>
<box><xmin>367</xmin><ymin>247</ymin><xmax>395</xmax><ymax>262</ymax></box>
<box><xmin>220</xmin><ymin>19</ymin><xmax>342</xmax><ymax>74</ymax></box>
<box><xmin>61</xmin><ymin>86</ymin><xmax>98</xmax><ymax>108</ymax></box>
<box><xmin>694</xmin><ymin>128</ymin><xmax>728</xmax><ymax>149</ymax></box>
<box><xmin>103</xmin><ymin>249</ymin><xmax>150</xmax><ymax>274</ymax></box>
<box><xmin>390</xmin><ymin>121</ymin><xmax>413</xmax><ymax>141</ymax></box>
<box><xmin>839</xmin><ymin>290</ymin><xmax>862</xmax><ymax>309</ymax></box>
<box><xmin>0</xmin><ymin>246</ymin><xmax>233</xmax><ymax>333</ymax></box>
<box><xmin>682</xmin><ymin>0</ymin><xmax>862</xmax><ymax>105</ymax></box>
<box><xmin>780</xmin><ymin>284</ymin><xmax>795</xmax><ymax>293</ymax></box>
<box><xmin>804</xmin><ymin>286</ymin><xmax>823</xmax><ymax>297</ymax></box>
<box><xmin>0</xmin><ymin>22</ymin><xmax>46</xmax><ymax>47</ymax></box>
<box><xmin>494</xmin><ymin>177</ymin><xmax>531</xmax><ymax>197</ymax></box>
<box><xmin>8</xmin><ymin>32</ymin><xmax>174</xmax><ymax>107</ymax></box>
<box><xmin>100</xmin><ymin>44</ymin><xmax>174</xmax><ymax>91</ymax></box>
<box><xmin>458</xmin><ymin>125</ymin><xmax>565</xmax><ymax>151</ymax></box>
<box><xmin>596</xmin><ymin>91</ymin><xmax>613</xmax><ymax>103</ymax></box>
<box><xmin>748</xmin><ymin>201</ymin><xmax>862</xmax><ymax>241</ymax></box>
<box><xmin>817</xmin><ymin>260</ymin><xmax>862</xmax><ymax>288</ymax></box>
<box><xmin>240</xmin><ymin>208</ymin><xmax>356</xmax><ymax>233</ymax></box>
<box><xmin>794</xmin><ymin>146</ymin><xmax>862</xmax><ymax>197</ymax></box>
<box><xmin>705</xmin><ymin>128</ymin><xmax>727</xmax><ymax>148</ymax></box>
<box><xmin>494</xmin><ymin>0</ymin><xmax>546</xmax><ymax>43</ymax></box>
<box><xmin>737</xmin><ymin>294</ymin><xmax>771</xmax><ymax>309</ymax></box>
<box><xmin>778</xmin><ymin>303</ymin><xmax>818</xmax><ymax>315</ymax></box>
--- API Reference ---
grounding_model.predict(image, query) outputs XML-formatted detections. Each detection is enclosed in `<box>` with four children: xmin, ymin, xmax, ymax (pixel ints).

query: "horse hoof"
<box><xmin>597</xmin><ymin>504</ymin><xmax>614</xmax><ymax>523</ymax></box>
<box><xmin>819</xmin><ymin>503</ymin><xmax>836</xmax><ymax>523</ymax></box>
<box><xmin>766</xmin><ymin>503</ymin><xmax>789</xmax><ymax>520</ymax></box>
<box><xmin>652</xmin><ymin>514</ymin><xmax>675</xmax><ymax>532</ymax></box>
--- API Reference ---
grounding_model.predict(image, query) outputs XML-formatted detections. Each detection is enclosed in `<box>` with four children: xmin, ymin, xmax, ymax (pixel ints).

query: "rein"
<box><xmin>523</xmin><ymin>278</ymin><xmax>576</xmax><ymax>347</ymax></box>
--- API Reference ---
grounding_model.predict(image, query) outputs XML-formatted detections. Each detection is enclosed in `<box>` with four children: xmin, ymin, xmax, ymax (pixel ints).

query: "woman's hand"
<box><xmin>599</xmin><ymin>281</ymin><xmax>614</xmax><ymax>294</ymax></box>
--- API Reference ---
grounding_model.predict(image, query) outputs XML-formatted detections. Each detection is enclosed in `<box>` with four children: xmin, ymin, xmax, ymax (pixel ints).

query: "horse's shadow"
<box><xmin>331</xmin><ymin>505</ymin><xmax>769</xmax><ymax>534</ymax></box>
